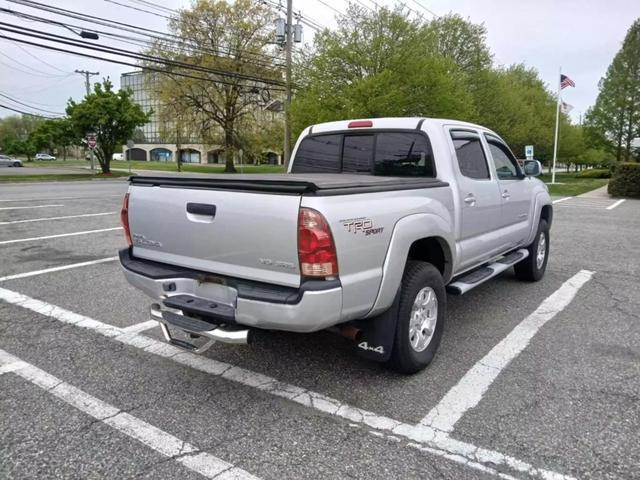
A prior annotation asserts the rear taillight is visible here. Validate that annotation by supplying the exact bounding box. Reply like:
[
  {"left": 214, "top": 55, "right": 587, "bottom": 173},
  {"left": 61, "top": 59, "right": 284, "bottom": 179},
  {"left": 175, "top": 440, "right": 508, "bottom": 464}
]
[
  {"left": 298, "top": 207, "right": 338, "bottom": 278},
  {"left": 120, "top": 193, "right": 132, "bottom": 247}
]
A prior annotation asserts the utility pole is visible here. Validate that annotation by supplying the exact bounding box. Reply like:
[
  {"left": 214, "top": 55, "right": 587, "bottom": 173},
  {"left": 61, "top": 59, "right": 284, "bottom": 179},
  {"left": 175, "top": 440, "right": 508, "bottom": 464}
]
[
  {"left": 75, "top": 69, "right": 99, "bottom": 96},
  {"left": 283, "top": 0, "right": 293, "bottom": 169},
  {"left": 76, "top": 70, "right": 99, "bottom": 173}
]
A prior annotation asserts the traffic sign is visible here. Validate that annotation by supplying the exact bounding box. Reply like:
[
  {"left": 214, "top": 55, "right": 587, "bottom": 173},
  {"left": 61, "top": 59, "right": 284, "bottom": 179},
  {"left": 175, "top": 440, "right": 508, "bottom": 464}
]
[
  {"left": 525, "top": 145, "right": 534, "bottom": 159},
  {"left": 87, "top": 133, "right": 97, "bottom": 150}
]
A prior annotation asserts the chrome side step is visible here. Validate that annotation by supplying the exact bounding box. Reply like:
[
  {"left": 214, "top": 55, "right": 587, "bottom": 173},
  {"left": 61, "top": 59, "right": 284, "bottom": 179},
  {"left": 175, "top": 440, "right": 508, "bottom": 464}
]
[
  {"left": 150, "top": 303, "right": 251, "bottom": 354},
  {"left": 447, "top": 248, "right": 529, "bottom": 295}
]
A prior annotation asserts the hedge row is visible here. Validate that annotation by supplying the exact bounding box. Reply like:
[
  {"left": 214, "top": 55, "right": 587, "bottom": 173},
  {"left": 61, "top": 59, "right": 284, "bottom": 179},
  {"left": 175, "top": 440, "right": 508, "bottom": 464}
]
[
  {"left": 608, "top": 162, "right": 640, "bottom": 198},
  {"left": 576, "top": 168, "right": 611, "bottom": 179}
]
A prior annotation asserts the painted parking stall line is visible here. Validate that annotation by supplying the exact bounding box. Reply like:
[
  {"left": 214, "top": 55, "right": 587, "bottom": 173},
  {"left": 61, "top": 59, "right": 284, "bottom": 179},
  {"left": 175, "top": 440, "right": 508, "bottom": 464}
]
[
  {"left": 419, "top": 269, "right": 594, "bottom": 433},
  {"left": 552, "top": 197, "right": 571, "bottom": 204},
  {"left": 121, "top": 320, "right": 158, "bottom": 333},
  {"left": 0, "top": 194, "right": 122, "bottom": 203},
  {"left": 0, "top": 211, "right": 118, "bottom": 225},
  {"left": 0, "top": 204, "right": 63, "bottom": 211},
  {"left": 0, "top": 257, "right": 119, "bottom": 282},
  {"left": 606, "top": 199, "right": 625, "bottom": 210},
  {"left": 0, "top": 227, "right": 122, "bottom": 245},
  {"left": 0, "top": 285, "right": 577, "bottom": 480},
  {"left": 0, "top": 349, "right": 260, "bottom": 480}
]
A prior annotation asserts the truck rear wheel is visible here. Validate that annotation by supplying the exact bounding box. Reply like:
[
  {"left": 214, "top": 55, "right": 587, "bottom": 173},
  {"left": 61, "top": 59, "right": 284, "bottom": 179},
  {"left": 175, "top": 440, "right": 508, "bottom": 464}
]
[
  {"left": 514, "top": 219, "right": 549, "bottom": 282},
  {"left": 388, "top": 261, "right": 446, "bottom": 374}
]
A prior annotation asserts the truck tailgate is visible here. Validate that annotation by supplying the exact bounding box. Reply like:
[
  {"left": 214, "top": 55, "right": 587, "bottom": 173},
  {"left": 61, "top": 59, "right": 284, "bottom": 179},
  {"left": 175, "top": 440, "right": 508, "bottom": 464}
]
[{"left": 127, "top": 184, "right": 302, "bottom": 288}]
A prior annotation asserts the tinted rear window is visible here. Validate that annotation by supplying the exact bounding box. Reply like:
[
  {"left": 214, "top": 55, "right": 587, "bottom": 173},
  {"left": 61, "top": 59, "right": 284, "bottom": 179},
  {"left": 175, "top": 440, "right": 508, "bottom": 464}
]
[
  {"left": 291, "top": 131, "right": 435, "bottom": 177},
  {"left": 292, "top": 134, "right": 342, "bottom": 173}
]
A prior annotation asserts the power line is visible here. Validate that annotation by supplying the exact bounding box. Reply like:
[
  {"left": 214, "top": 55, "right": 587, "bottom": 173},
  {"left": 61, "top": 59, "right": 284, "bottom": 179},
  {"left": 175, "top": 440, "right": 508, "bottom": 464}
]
[
  {"left": 410, "top": 0, "right": 439, "bottom": 18},
  {"left": 5, "top": 0, "right": 284, "bottom": 65},
  {"left": 128, "top": 0, "right": 175, "bottom": 14},
  {"left": 0, "top": 7, "right": 285, "bottom": 70},
  {"left": 0, "top": 90, "right": 64, "bottom": 107},
  {"left": 313, "top": 0, "right": 344, "bottom": 16},
  {"left": 0, "top": 34, "right": 286, "bottom": 92},
  {"left": 0, "top": 23, "right": 286, "bottom": 87},
  {"left": 0, "top": 102, "right": 60, "bottom": 118},
  {"left": 0, "top": 48, "right": 70, "bottom": 77},
  {"left": 0, "top": 92, "right": 65, "bottom": 115},
  {"left": 9, "top": 39, "right": 71, "bottom": 74},
  {"left": 103, "top": 0, "right": 171, "bottom": 20}
]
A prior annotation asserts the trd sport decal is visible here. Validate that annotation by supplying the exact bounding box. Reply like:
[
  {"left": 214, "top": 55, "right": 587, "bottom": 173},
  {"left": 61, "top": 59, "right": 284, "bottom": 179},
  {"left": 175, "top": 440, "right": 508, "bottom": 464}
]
[{"left": 340, "top": 217, "right": 384, "bottom": 236}]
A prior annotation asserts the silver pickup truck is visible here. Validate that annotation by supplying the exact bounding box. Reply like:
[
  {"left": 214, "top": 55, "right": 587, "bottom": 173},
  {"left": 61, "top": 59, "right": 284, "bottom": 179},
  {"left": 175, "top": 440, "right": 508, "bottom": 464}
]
[{"left": 119, "top": 117, "right": 552, "bottom": 373}]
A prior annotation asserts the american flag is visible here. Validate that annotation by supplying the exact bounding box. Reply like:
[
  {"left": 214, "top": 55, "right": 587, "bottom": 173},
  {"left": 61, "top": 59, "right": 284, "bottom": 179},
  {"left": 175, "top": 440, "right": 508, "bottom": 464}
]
[{"left": 560, "top": 74, "right": 575, "bottom": 89}]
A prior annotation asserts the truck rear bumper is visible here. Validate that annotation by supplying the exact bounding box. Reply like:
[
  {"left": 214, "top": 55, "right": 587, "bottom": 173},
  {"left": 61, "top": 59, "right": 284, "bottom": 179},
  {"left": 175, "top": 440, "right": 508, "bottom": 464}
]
[{"left": 119, "top": 249, "right": 343, "bottom": 333}]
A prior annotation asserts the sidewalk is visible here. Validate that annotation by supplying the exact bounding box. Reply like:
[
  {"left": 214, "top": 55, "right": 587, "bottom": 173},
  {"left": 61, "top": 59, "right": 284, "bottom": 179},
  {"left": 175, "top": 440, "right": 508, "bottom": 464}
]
[{"left": 578, "top": 184, "right": 610, "bottom": 198}]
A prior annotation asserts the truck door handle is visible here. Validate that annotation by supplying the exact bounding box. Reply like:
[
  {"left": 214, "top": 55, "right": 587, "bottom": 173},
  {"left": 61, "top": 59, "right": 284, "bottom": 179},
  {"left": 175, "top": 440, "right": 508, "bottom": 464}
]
[
  {"left": 463, "top": 194, "right": 476, "bottom": 206},
  {"left": 186, "top": 203, "right": 216, "bottom": 216},
  {"left": 501, "top": 190, "right": 510, "bottom": 199}
]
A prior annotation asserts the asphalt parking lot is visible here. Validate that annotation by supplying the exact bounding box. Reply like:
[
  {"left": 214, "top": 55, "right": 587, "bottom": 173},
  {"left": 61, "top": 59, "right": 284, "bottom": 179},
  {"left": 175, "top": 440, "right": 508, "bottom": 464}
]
[{"left": 1, "top": 180, "right": 638, "bottom": 480}]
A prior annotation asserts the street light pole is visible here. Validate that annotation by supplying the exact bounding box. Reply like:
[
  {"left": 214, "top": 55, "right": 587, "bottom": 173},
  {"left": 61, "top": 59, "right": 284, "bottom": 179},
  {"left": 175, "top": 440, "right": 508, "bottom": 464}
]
[{"left": 283, "top": 0, "right": 293, "bottom": 169}]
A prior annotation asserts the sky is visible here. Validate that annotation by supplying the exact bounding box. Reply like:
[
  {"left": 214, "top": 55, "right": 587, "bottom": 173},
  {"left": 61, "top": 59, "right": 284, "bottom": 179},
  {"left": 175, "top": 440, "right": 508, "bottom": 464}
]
[{"left": 0, "top": 0, "right": 638, "bottom": 124}]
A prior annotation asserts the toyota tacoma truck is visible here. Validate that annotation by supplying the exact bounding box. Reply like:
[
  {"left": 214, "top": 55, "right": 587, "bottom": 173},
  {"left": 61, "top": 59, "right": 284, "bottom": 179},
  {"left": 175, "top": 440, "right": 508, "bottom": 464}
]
[{"left": 119, "top": 117, "right": 552, "bottom": 373}]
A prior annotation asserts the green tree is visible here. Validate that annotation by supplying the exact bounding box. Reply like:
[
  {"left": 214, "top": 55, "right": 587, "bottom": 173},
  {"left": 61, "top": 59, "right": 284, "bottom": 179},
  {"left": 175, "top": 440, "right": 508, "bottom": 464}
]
[
  {"left": 291, "top": 5, "right": 474, "bottom": 134},
  {"left": 0, "top": 114, "right": 44, "bottom": 160},
  {"left": 30, "top": 118, "right": 77, "bottom": 160},
  {"left": 66, "top": 79, "right": 150, "bottom": 173},
  {"left": 147, "top": 0, "right": 281, "bottom": 173},
  {"left": 586, "top": 19, "right": 640, "bottom": 162},
  {"left": 421, "top": 14, "right": 492, "bottom": 73}
]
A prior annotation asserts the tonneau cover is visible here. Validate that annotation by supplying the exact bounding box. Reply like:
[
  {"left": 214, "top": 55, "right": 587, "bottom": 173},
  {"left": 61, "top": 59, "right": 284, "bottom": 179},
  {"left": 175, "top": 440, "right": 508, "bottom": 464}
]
[{"left": 129, "top": 173, "right": 448, "bottom": 195}]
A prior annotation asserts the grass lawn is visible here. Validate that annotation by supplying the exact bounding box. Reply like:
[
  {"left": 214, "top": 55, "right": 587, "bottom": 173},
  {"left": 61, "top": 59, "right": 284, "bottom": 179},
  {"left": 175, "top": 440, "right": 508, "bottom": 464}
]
[
  {"left": 110, "top": 160, "right": 286, "bottom": 174},
  {"left": 540, "top": 172, "right": 609, "bottom": 197},
  {"left": 0, "top": 172, "right": 131, "bottom": 182}
]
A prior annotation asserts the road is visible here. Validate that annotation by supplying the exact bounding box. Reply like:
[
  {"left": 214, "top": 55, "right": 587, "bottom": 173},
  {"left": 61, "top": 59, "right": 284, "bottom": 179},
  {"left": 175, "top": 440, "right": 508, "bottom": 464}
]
[{"left": 0, "top": 180, "right": 638, "bottom": 480}]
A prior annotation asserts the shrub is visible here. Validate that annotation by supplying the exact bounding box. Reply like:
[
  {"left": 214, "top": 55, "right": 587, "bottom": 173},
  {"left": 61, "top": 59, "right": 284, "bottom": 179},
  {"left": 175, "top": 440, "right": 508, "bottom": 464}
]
[
  {"left": 576, "top": 168, "right": 611, "bottom": 179},
  {"left": 608, "top": 162, "right": 640, "bottom": 198}
]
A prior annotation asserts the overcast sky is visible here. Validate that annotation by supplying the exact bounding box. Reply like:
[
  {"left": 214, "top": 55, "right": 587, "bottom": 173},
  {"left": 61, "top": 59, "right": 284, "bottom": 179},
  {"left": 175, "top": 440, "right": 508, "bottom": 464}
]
[{"left": 0, "top": 0, "right": 638, "bottom": 124}]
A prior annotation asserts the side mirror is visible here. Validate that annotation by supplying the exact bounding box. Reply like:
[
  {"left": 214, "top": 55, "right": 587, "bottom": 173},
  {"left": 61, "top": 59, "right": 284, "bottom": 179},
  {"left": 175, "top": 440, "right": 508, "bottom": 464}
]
[{"left": 523, "top": 160, "right": 542, "bottom": 177}]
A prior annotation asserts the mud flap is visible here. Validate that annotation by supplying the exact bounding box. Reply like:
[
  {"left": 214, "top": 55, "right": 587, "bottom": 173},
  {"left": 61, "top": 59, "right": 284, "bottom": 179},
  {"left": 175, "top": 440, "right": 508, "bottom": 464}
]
[{"left": 354, "top": 289, "right": 400, "bottom": 363}]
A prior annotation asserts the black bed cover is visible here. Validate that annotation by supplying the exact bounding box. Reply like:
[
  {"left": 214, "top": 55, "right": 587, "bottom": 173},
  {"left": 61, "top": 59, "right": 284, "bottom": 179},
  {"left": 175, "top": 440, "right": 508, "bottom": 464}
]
[{"left": 129, "top": 173, "right": 448, "bottom": 196}]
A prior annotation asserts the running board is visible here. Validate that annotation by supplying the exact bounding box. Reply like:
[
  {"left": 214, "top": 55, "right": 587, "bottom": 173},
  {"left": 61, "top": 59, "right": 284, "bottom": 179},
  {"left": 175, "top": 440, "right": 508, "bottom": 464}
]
[{"left": 447, "top": 249, "right": 529, "bottom": 295}]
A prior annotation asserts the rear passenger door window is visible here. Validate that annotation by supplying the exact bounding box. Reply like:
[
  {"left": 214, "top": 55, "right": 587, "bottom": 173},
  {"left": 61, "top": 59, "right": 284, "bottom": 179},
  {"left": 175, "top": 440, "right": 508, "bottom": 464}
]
[{"left": 450, "top": 130, "right": 490, "bottom": 180}]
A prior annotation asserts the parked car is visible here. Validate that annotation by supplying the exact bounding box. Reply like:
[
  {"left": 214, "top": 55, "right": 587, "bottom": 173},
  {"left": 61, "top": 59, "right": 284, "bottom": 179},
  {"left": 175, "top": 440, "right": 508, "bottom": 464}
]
[
  {"left": 112, "top": 153, "right": 124, "bottom": 161},
  {"left": 0, "top": 155, "right": 23, "bottom": 167},
  {"left": 35, "top": 153, "right": 56, "bottom": 161},
  {"left": 119, "top": 117, "right": 551, "bottom": 373}
]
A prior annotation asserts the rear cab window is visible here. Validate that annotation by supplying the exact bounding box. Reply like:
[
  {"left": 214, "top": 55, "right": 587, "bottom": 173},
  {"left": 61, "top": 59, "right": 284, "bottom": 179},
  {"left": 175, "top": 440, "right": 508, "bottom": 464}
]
[{"left": 292, "top": 131, "right": 436, "bottom": 177}]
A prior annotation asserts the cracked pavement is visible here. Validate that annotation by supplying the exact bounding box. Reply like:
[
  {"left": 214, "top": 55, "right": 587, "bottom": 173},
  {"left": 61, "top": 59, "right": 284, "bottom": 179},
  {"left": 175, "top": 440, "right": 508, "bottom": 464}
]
[{"left": 0, "top": 181, "right": 638, "bottom": 479}]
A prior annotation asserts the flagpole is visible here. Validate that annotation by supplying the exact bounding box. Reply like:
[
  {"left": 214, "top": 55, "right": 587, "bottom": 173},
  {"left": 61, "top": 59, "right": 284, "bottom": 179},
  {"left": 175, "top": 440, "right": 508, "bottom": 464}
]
[{"left": 551, "top": 66, "right": 562, "bottom": 184}]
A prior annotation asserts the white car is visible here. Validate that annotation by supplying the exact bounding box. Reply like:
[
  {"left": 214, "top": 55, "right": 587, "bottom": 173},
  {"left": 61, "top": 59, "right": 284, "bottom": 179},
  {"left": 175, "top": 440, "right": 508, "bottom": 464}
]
[
  {"left": 0, "top": 155, "right": 23, "bottom": 167},
  {"left": 112, "top": 153, "right": 124, "bottom": 161},
  {"left": 35, "top": 153, "right": 56, "bottom": 161}
]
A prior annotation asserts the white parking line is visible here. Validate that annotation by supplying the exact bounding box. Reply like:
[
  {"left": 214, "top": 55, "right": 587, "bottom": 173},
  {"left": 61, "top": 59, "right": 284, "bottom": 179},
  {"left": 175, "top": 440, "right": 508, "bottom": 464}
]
[
  {"left": 0, "top": 349, "right": 259, "bottom": 480},
  {"left": 122, "top": 320, "right": 158, "bottom": 333},
  {"left": 606, "top": 199, "right": 625, "bottom": 210},
  {"left": 0, "top": 204, "right": 63, "bottom": 211},
  {"left": 0, "top": 285, "right": 576, "bottom": 480},
  {"left": 0, "top": 227, "right": 122, "bottom": 245},
  {"left": 419, "top": 270, "right": 594, "bottom": 433},
  {"left": 0, "top": 211, "right": 117, "bottom": 225},
  {"left": 552, "top": 197, "right": 571, "bottom": 204},
  {"left": 0, "top": 194, "right": 122, "bottom": 203},
  {"left": 0, "top": 257, "right": 119, "bottom": 282}
]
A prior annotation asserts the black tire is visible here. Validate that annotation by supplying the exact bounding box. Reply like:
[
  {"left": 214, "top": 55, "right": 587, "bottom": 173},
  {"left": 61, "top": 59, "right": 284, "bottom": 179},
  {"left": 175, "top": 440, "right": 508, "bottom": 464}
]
[
  {"left": 514, "top": 219, "right": 549, "bottom": 282},
  {"left": 387, "top": 261, "right": 446, "bottom": 374},
  {"left": 13, "top": 162, "right": 21, "bottom": 167}
]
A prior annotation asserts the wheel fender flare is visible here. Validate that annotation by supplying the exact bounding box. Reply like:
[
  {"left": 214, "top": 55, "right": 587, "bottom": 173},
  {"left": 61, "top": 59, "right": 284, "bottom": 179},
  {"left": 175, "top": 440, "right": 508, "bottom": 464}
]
[{"left": 366, "top": 213, "right": 454, "bottom": 318}]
